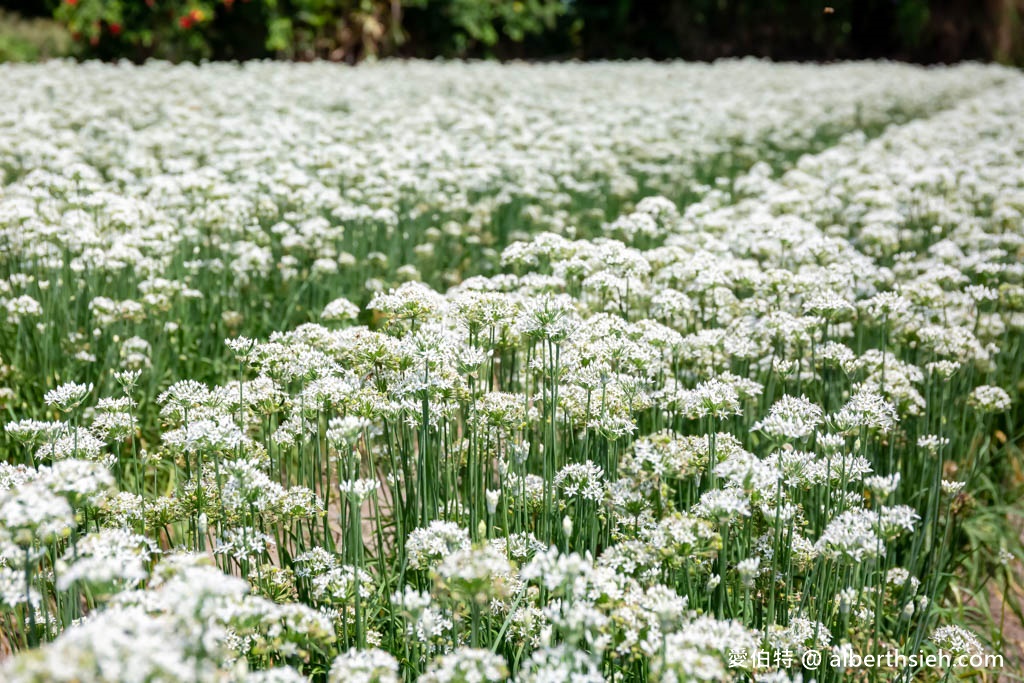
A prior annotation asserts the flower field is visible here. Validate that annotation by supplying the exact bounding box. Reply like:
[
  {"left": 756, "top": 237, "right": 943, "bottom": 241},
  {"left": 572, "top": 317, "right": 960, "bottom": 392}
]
[{"left": 1, "top": 59, "right": 1023, "bottom": 682}]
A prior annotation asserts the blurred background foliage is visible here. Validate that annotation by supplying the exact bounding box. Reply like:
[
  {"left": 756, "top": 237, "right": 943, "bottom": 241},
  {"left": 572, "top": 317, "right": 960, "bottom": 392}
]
[
  {"left": 0, "top": 0, "right": 1022, "bottom": 64},
  {"left": 0, "top": 8, "right": 72, "bottom": 61}
]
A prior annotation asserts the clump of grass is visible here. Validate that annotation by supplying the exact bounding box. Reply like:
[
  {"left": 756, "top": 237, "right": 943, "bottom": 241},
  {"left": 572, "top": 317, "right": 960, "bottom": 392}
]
[{"left": 0, "top": 11, "right": 73, "bottom": 63}]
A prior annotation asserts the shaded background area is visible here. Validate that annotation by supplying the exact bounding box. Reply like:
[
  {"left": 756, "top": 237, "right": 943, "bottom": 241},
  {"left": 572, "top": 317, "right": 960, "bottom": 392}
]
[
  {"left": 1, "top": 0, "right": 1023, "bottom": 64},
  {"left": 561, "top": 0, "right": 1021, "bottom": 64}
]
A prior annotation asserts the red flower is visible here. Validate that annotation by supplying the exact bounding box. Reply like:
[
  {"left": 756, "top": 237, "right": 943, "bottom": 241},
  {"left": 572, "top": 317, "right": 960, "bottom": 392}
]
[
  {"left": 180, "top": 8, "right": 205, "bottom": 29},
  {"left": 109, "top": 23, "right": 122, "bottom": 36},
  {"left": 66, "top": 0, "right": 78, "bottom": 6}
]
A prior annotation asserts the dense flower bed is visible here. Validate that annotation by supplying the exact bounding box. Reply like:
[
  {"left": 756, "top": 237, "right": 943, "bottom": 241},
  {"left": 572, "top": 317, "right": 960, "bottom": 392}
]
[{"left": 0, "top": 60, "right": 1022, "bottom": 682}]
